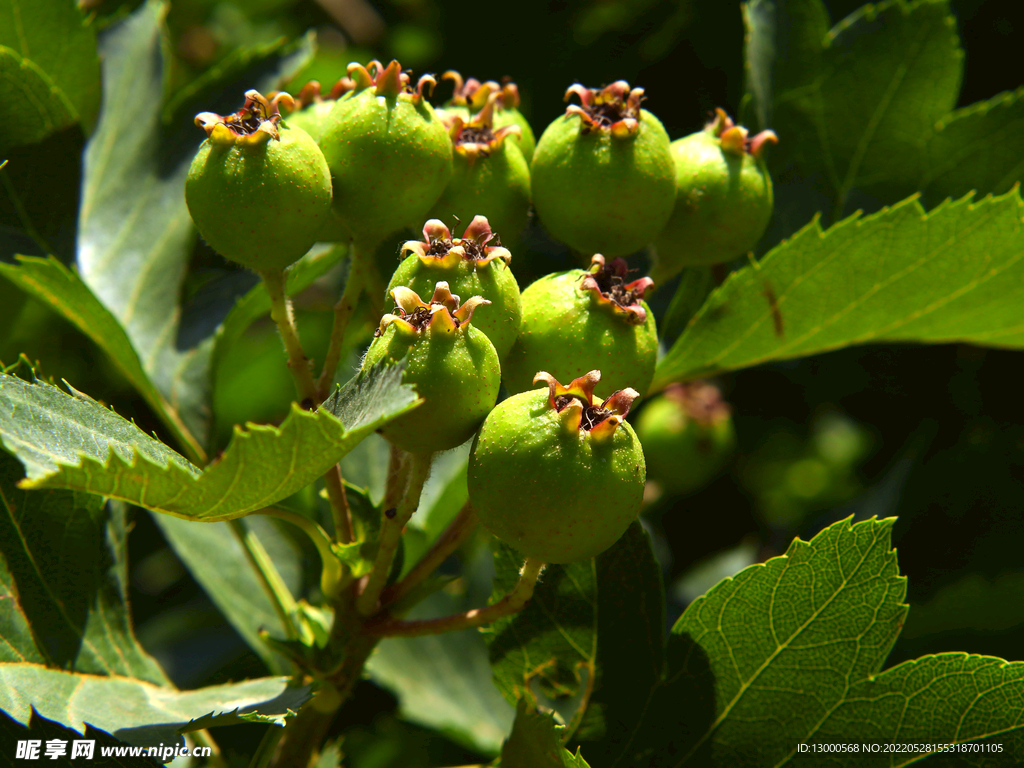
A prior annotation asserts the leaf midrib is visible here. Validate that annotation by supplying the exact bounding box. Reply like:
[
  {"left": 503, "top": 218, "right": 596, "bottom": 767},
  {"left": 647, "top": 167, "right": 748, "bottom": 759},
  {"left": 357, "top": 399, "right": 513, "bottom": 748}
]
[{"left": 676, "top": 528, "right": 887, "bottom": 766}]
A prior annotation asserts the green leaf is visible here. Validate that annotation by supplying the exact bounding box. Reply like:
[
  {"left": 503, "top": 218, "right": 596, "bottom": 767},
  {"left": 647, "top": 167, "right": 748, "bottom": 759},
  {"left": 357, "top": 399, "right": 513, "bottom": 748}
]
[
  {"left": 76, "top": 0, "right": 212, "bottom": 456},
  {"left": 0, "top": 0, "right": 101, "bottom": 152},
  {"left": 625, "top": 517, "right": 1024, "bottom": 766},
  {"left": 484, "top": 543, "right": 597, "bottom": 714},
  {"left": 918, "top": 87, "right": 1024, "bottom": 208},
  {"left": 501, "top": 698, "right": 592, "bottom": 768},
  {"left": 366, "top": 589, "right": 515, "bottom": 755},
  {"left": 0, "top": 361, "right": 419, "bottom": 520},
  {"left": 652, "top": 189, "right": 1024, "bottom": 389},
  {"left": 0, "top": 453, "right": 167, "bottom": 684},
  {"left": 152, "top": 513, "right": 293, "bottom": 673},
  {"left": 340, "top": 432, "right": 391, "bottom": 508},
  {"left": 746, "top": 0, "right": 962, "bottom": 206},
  {"left": 0, "top": 256, "right": 202, "bottom": 461},
  {"left": 570, "top": 523, "right": 664, "bottom": 766},
  {"left": 179, "top": 684, "right": 311, "bottom": 730},
  {"left": 73, "top": 1, "right": 311, "bottom": 460},
  {"left": 0, "top": 664, "right": 306, "bottom": 747},
  {"left": 163, "top": 33, "right": 313, "bottom": 126},
  {"left": 330, "top": 484, "right": 382, "bottom": 578}
]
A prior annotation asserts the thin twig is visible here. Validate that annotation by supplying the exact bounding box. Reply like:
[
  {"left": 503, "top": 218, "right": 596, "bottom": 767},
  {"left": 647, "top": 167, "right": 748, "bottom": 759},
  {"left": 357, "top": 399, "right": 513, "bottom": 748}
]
[
  {"left": 259, "top": 268, "right": 355, "bottom": 547},
  {"left": 323, "top": 464, "right": 354, "bottom": 544},
  {"left": 384, "top": 445, "right": 409, "bottom": 513},
  {"left": 381, "top": 501, "right": 479, "bottom": 608},
  {"left": 356, "top": 451, "right": 433, "bottom": 616},
  {"left": 259, "top": 268, "right": 319, "bottom": 405},
  {"left": 365, "top": 557, "right": 546, "bottom": 637},
  {"left": 317, "top": 250, "right": 366, "bottom": 399},
  {"left": 230, "top": 519, "right": 299, "bottom": 640}
]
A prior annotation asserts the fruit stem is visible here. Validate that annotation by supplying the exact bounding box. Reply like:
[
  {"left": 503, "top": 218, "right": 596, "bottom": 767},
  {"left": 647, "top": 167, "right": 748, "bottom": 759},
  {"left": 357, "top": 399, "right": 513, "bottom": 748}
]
[
  {"left": 323, "top": 464, "right": 355, "bottom": 545},
  {"left": 316, "top": 250, "right": 366, "bottom": 399},
  {"left": 229, "top": 519, "right": 300, "bottom": 641},
  {"left": 384, "top": 445, "right": 410, "bottom": 510},
  {"left": 259, "top": 268, "right": 319, "bottom": 405},
  {"left": 259, "top": 507, "right": 344, "bottom": 598},
  {"left": 380, "top": 501, "right": 479, "bottom": 608},
  {"left": 260, "top": 268, "right": 356, "bottom": 547},
  {"left": 356, "top": 451, "right": 433, "bottom": 615},
  {"left": 365, "top": 557, "right": 546, "bottom": 637}
]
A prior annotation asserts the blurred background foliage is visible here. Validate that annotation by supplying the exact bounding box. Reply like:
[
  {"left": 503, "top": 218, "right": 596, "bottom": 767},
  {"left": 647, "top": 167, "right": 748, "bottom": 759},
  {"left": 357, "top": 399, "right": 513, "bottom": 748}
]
[{"left": 3, "top": 0, "right": 1024, "bottom": 764}]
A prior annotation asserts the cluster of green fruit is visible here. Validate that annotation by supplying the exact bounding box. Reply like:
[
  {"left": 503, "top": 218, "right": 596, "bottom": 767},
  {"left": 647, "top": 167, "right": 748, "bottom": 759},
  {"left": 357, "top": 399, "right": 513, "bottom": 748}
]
[
  {"left": 184, "top": 60, "right": 771, "bottom": 564},
  {"left": 185, "top": 60, "right": 776, "bottom": 281}
]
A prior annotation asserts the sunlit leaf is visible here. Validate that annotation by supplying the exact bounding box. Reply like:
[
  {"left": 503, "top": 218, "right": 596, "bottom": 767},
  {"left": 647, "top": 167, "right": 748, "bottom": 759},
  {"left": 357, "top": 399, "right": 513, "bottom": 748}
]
[
  {"left": 0, "top": 665, "right": 306, "bottom": 748},
  {"left": 0, "top": 361, "right": 418, "bottom": 520},
  {"left": 653, "top": 189, "right": 1024, "bottom": 389},
  {"left": 619, "top": 517, "right": 1024, "bottom": 766}
]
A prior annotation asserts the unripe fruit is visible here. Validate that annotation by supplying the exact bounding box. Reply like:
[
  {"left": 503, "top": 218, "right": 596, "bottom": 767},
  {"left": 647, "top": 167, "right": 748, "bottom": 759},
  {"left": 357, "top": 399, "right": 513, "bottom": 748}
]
[
  {"left": 388, "top": 217, "right": 522, "bottom": 360},
  {"left": 428, "top": 96, "right": 531, "bottom": 254},
  {"left": 186, "top": 90, "right": 333, "bottom": 272},
  {"left": 284, "top": 79, "right": 356, "bottom": 142},
  {"left": 361, "top": 282, "right": 500, "bottom": 453},
  {"left": 531, "top": 81, "right": 675, "bottom": 257},
  {"left": 442, "top": 72, "right": 536, "bottom": 164},
  {"left": 503, "top": 254, "right": 657, "bottom": 398},
  {"left": 636, "top": 381, "right": 735, "bottom": 497},
  {"left": 319, "top": 60, "right": 453, "bottom": 248},
  {"left": 651, "top": 109, "right": 778, "bottom": 283},
  {"left": 469, "top": 370, "right": 646, "bottom": 563},
  {"left": 283, "top": 80, "right": 357, "bottom": 242}
]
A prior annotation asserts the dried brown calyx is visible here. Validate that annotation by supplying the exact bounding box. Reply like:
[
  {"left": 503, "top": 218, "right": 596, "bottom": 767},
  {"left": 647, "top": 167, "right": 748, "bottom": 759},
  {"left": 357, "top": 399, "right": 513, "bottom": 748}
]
[
  {"left": 705, "top": 108, "right": 778, "bottom": 159},
  {"left": 442, "top": 72, "right": 522, "bottom": 112},
  {"left": 579, "top": 254, "right": 654, "bottom": 325},
  {"left": 195, "top": 90, "right": 295, "bottom": 146},
  {"left": 291, "top": 77, "right": 357, "bottom": 109},
  {"left": 401, "top": 216, "right": 511, "bottom": 270},
  {"left": 564, "top": 81, "right": 645, "bottom": 138},
  {"left": 376, "top": 282, "right": 489, "bottom": 337},
  {"left": 444, "top": 94, "right": 521, "bottom": 163},
  {"left": 346, "top": 59, "right": 436, "bottom": 102},
  {"left": 534, "top": 370, "right": 639, "bottom": 441}
]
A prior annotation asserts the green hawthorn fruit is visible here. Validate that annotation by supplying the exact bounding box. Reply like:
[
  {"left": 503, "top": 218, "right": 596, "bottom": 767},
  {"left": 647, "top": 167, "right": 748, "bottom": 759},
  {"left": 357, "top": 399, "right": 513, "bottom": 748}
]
[
  {"left": 428, "top": 96, "right": 531, "bottom": 255},
  {"left": 387, "top": 217, "right": 522, "bottom": 360},
  {"left": 490, "top": 80, "right": 536, "bottom": 165},
  {"left": 468, "top": 370, "right": 645, "bottom": 563},
  {"left": 651, "top": 109, "right": 777, "bottom": 283},
  {"left": 636, "top": 381, "right": 735, "bottom": 497},
  {"left": 442, "top": 72, "right": 536, "bottom": 163},
  {"left": 284, "top": 79, "right": 356, "bottom": 142},
  {"left": 361, "top": 282, "right": 500, "bottom": 453},
  {"left": 531, "top": 81, "right": 675, "bottom": 257},
  {"left": 503, "top": 254, "right": 657, "bottom": 398},
  {"left": 282, "top": 80, "right": 358, "bottom": 242},
  {"left": 186, "top": 90, "right": 332, "bottom": 272},
  {"left": 319, "top": 60, "right": 453, "bottom": 248}
]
